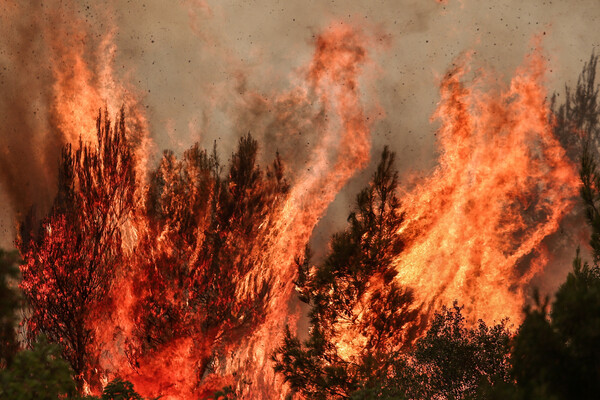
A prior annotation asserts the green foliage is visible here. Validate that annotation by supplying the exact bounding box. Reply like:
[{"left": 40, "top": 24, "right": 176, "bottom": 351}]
[
  {"left": 517, "top": 51, "right": 600, "bottom": 399},
  {"left": 505, "top": 252, "right": 600, "bottom": 400},
  {"left": 70, "top": 378, "right": 151, "bottom": 400},
  {"left": 465, "top": 53, "right": 600, "bottom": 400},
  {"left": 0, "top": 249, "right": 21, "bottom": 368},
  {"left": 274, "top": 148, "right": 513, "bottom": 399},
  {"left": 407, "top": 303, "right": 511, "bottom": 400},
  {"left": 0, "top": 335, "right": 75, "bottom": 399},
  {"left": 100, "top": 378, "right": 144, "bottom": 400}
]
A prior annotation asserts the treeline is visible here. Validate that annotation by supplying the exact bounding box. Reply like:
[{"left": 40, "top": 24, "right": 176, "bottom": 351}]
[{"left": 1, "top": 55, "right": 600, "bottom": 399}]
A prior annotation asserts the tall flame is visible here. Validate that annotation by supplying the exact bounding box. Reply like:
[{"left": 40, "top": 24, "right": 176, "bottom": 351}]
[
  {"left": 86, "top": 23, "right": 375, "bottom": 399},
  {"left": 229, "top": 24, "right": 373, "bottom": 398},
  {"left": 394, "top": 47, "right": 578, "bottom": 325}
]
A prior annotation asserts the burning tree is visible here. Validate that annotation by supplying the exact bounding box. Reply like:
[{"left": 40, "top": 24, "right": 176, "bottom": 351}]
[
  {"left": 17, "top": 105, "right": 290, "bottom": 395},
  {"left": 12, "top": 22, "right": 377, "bottom": 398},
  {"left": 18, "top": 109, "right": 137, "bottom": 388},
  {"left": 10, "top": 25, "right": 596, "bottom": 400},
  {"left": 273, "top": 147, "right": 422, "bottom": 398},
  {"left": 273, "top": 148, "right": 515, "bottom": 400},
  {"left": 121, "top": 133, "right": 290, "bottom": 391},
  {"left": 138, "top": 134, "right": 288, "bottom": 342},
  {"left": 500, "top": 51, "right": 600, "bottom": 400}
]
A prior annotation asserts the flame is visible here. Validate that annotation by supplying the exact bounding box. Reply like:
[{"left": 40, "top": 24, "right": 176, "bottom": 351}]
[
  {"left": 83, "top": 23, "right": 375, "bottom": 399},
  {"left": 393, "top": 46, "right": 578, "bottom": 326},
  {"left": 41, "top": 3, "right": 149, "bottom": 152},
  {"left": 11, "top": 2, "right": 581, "bottom": 398},
  {"left": 225, "top": 24, "right": 373, "bottom": 397}
]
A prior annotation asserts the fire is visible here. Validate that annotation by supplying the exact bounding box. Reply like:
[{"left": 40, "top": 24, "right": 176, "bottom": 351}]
[
  {"left": 393, "top": 47, "right": 578, "bottom": 325},
  {"left": 70, "top": 23, "right": 374, "bottom": 399},
  {"left": 222, "top": 24, "right": 374, "bottom": 397},
  {"left": 8, "top": 2, "right": 581, "bottom": 398}
]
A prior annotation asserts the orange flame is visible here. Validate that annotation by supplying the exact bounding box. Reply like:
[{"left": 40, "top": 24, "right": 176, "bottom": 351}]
[
  {"left": 225, "top": 24, "right": 374, "bottom": 398},
  {"left": 11, "top": 2, "right": 581, "bottom": 397},
  {"left": 87, "top": 23, "right": 375, "bottom": 399},
  {"left": 393, "top": 46, "right": 578, "bottom": 326}
]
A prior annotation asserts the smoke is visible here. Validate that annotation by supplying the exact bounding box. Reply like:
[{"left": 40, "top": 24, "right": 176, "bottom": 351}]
[
  {"left": 0, "top": 1, "right": 137, "bottom": 232},
  {"left": 3, "top": 1, "right": 600, "bottom": 397},
  {"left": 1, "top": 0, "right": 596, "bottom": 235},
  {"left": 0, "top": 1, "right": 63, "bottom": 216}
]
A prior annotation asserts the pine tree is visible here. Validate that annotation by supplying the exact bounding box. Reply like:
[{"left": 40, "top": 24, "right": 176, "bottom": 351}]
[
  {"left": 129, "top": 133, "right": 289, "bottom": 380},
  {"left": 274, "top": 147, "right": 421, "bottom": 399},
  {"left": 477, "top": 51, "right": 600, "bottom": 400}
]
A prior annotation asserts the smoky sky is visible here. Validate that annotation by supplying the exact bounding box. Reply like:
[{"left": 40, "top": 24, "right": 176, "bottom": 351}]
[{"left": 1, "top": 0, "right": 599, "bottom": 280}]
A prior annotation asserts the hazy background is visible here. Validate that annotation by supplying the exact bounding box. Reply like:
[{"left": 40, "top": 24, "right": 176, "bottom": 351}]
[{"left": 1, "top": 0, "right": 599, "bottom": 292}]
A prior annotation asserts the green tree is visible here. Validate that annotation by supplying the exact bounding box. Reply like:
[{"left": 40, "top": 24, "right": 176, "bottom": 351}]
[
  {"left": 481, "top": 52, "right": 600, "bottom": 400},
  {"left": 0, "top": 335, "right": 75, "bottom": 399},
  {"left": 407, "top": 303, "right": 511, "bottom": 400},
  {"left": 99, "top": 378, "right": 144, "bottom": 400},
  {"left": 274, "top": 148, "right": 515, "bottom": 400},
  {"left": 498, "top": 251, "right": 600, "bottom": 400},
  {"left": 75, "top": 378, "right": 151, "bottom": 400}
]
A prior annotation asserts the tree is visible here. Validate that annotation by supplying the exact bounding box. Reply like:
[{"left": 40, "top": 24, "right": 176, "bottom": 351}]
[
  {"left": 274, "top": 147, "right": 421, "bottom": 399},
  {"left": 553, "top": 53, "right": 600, "bottom": 263},
  {"left": 482, "top": 52, "right": 600, "bottom": 400},
  {"left": 494, "top": 251, "right": 599, "bottom": 400},
  {"left": 18, "top": 109, "right": 137, "bottom": 389},
  {"left": 98, "top": 378, "right": 145, "bottom": 400},
  {"left": 551, "top": 53, "right": 600, "bottom": 163},
  {"left": 274, "top": 148, "right": 516, "bottom": 400},
  {"left": 126, "top": 133, "right": 289, "bottom": 388},
  {"left": 407, "top": 303, "right": 511, "bottom": 400},
  {"left": 0, "top": 334, "right": 159, "bottom": 400},
  {"left": 0, "top": 335, "right": 75, "bottom": 400},
  {"left": 0, "top": 249, "right": 21, "bottom": 368}
]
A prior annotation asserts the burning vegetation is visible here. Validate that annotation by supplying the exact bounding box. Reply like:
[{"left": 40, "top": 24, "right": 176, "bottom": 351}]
[{"left": 1, "top": 3, "right": 600, "bottom": 400}]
